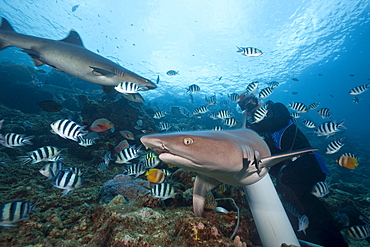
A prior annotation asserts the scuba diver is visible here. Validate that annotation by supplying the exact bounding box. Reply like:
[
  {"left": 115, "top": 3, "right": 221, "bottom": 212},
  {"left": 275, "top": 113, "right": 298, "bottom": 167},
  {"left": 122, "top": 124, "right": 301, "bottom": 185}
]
[{"left": 238, "top": 93, "right": 349, "bottom": 247}]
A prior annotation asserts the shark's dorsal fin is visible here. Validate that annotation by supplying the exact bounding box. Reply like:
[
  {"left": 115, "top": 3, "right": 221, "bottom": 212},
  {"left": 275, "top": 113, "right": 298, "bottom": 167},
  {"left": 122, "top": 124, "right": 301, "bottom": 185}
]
[
  {"left": 0, "top": 18, "right": 15, "bottom": 32},
  {"left": 193, "top": 174, "right": 222, "bottom": 217},
  {"left": 60, "top": 29, "right": 84, "bottom": 47}
]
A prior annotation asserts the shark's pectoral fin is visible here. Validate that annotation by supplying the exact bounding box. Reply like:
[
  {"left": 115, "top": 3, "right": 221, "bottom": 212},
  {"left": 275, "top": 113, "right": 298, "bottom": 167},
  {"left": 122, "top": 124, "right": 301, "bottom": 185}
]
[
  {"left": 261, "top": 148, "right": 317, "bottom": 168},
  {"left": 21, "top": 49, "right": 45, "bottom": 66},
  {"left": 90, "top": 66, "right": 115, "bottom": 77},
  {"left": 193, "top": 174, "right": 222, "bottom": 217}
]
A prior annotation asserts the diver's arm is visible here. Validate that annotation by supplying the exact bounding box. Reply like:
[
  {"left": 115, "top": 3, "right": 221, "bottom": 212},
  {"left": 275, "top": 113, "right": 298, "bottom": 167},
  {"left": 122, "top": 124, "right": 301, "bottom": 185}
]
[{"left": 249, "top": 103, "right": 291, "bottom": 133}]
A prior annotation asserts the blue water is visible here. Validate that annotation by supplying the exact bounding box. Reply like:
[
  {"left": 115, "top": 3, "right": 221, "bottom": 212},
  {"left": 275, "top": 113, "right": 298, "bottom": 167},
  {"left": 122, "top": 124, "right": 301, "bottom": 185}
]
[{"left": 0, "top": 1, "right": 369, "bottom": 159}]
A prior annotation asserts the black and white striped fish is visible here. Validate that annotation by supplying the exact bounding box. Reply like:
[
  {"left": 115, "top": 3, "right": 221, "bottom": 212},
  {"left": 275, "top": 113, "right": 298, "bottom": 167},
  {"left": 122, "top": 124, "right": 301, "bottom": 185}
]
[
  {"left": 302, "top": 120, "right": 316, "bottom": 129},
  {"left": 192, "top": 106, "right": 209, "bottom": 116},
  {"left": 149, "top": 182, "right": 176, "bottom": 200},
  {"left": 246, "top": 81, "right": 259, "bottom": 94},
  {"left": 187, "top": 84, "right": 200, "bottom": 93},
  {"left": 19, "top": 146, "right": 61, "bottom": 165},
  {"left": 315, "top": 120, "right": 345, "bottom": 137},
  {"left": 53, "top": 170, "right": 84, "bottom": 197},
  {"left": 341, "top": 153, "right": 359, "bottom": 160},
  {"left": 115, "top": 146, "right": 141, "bottom": 164},
  {"left": 290, "top": 112, "right": 301, "bottom": 119},
  {"left": 212, "top": 126, "right": 223, "bottom": 131},
  {"left": 326, "top": 137, "right": 345, "bottom": 154},
  {"left": 0, "top": 133, "right": 34, "bottom": 148},
  {"left": 228, "top": 93, "right": 240, "bottom": 102},
  {"left": 145, "top": 152, "right": 157, "bottom": 160},
  {"left": 348, "top": 83, "right": 370, "bottom": 95},
  {"left": 158, "top": 122, "right": 172, "bottom": 131},
  {"left": 205, "top": 95, "right": 217, "bottom": 105},
  {"left": 259, "top": 87, "right": 273, "bottom": 99},
  {"left": 63, "top": 167, "right": 83, "bottom": 176},
  {"left": 0, "top": 200, "right": 36, "bottom": 227},
  {"left": 311, "top": 181, "right": 330, "bottom": 197},
  {"left": 50, "top": 119, "right": 87, "bottom": 142},
  {"left": 153, "top": 111, "right": 166, "bottom": 119},
  {"left": 267, "top": 81, "right": 279, "bottom": 89},
  {"left": 236, "top": 46, "right": 263, "bottom": 57},
  {"left": 39, "top": 160, "right": 64, "bottom": 181},
  {"left": 78, "top": 137, "right": 95, "bottom": 147},
  {"left": 317, "top": 108, "right": 332, "bottom": 119},
  {"left": 252, "top": 106, "right": 268, "bottom": 123},
  {"left": 144, "top": 156, "right": 161, "bottom": 169},
  {"left": 346, "top": 225, "right": 370, "bottom": 240},
  {"left": 216, "top": 110, "right": 231, "bottom": 119},
  {"left": 223, "top": 118, "right": 237, "bottom": 127},
  {"left": 114, "top": 81, "right": 141, "bottom": 94},
  {"left": 308, "top": 102, "right": 320, "bottom": 110},
  {"left": 124, "top": 163, "right": 146, "bottom": 178},
  {"left": 288, "top": 102, "right": 308, "bottom": 113},
  {"left": 298, "top": 214, "right": 309, "bottom": 235}
]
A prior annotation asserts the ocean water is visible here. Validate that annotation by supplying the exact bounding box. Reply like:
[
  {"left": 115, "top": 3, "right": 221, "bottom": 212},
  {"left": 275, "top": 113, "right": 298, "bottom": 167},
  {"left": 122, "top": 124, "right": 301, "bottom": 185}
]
[{"left": 0, "top": 0, "right": 370, "bottom": 246}]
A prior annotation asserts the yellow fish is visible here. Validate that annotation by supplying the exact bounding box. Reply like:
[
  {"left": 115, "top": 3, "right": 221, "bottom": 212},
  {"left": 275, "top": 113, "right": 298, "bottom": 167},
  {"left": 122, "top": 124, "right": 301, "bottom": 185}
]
[
  {"left": 145, "top": 169, "right": 165, "bottom": 183},
  {"left": 336, "top": 156, "right": 359, "bottom": 170}
]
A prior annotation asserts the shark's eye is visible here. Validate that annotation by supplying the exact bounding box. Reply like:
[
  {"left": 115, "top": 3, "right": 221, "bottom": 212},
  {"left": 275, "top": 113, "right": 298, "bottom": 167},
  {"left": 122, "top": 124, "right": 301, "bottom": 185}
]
[{"left": 183, "top": 137, "right": 194, "bottom": 146}]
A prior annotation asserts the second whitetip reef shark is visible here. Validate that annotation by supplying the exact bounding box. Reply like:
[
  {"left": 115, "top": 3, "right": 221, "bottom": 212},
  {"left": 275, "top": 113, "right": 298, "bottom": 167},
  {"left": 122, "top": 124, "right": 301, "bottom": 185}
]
[
  {"left": 0, "top": 17, "right": 156, "bottom": 90},
  {"left": 140, "top": 128, "right": 316, "bottom": 217}
]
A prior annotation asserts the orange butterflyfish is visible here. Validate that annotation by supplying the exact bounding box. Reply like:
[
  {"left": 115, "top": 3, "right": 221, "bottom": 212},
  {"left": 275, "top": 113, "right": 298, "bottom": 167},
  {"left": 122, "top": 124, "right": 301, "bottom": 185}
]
[
  {"left": 90, "top": 118, "right": 114, "bottom": 132},
  {"left": 119, "top": 130, "right": 135, "bottom": 140},
  {"left": 336, "top": 155, "right": 359, "bottom": 170},
  {"left": 145, "top": 169, "right": 165, "bottom": 183},
  {"left": 114, "top": 140, "right": 130, "bottom": 153}
]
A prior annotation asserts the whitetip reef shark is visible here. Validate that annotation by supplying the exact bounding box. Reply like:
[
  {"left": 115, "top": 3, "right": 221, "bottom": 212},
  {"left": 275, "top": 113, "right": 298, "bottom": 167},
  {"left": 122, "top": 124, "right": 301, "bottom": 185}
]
[
  {"left": 0, "top": 17, "right": 156, "bottom": 90},
  {"left": 140, "top": 129, "right": 316, "bottom": 217}
]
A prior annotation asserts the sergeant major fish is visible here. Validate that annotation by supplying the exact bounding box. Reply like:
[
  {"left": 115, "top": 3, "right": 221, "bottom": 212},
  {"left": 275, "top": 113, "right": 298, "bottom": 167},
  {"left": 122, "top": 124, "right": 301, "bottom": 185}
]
[
  {"left": 0, "top": 17, "right": 156, "bottom": 91},
  {"left": 115, "top": 146, "right": 141, "bottom": 164},
  {"left": 259, "top": 87, "right": 273, "bottom": 99},
  {"left": 149, "top": 182, "right": 176, "bottom": 200},
  {"left": 315, "top": 120, "right": 345, "bottom": 137},
  {"left": 0, "top": 200, "right": 36, "bottom": 228},
  {"left": 53, "top": 169, "right": 84, "bottom": 197},
  {"left": 246, "top": 81, "right": 259, "bottom": 94},
  {"left": 39, "top": 160, "right": 64, "bottom": 181},
  {"left": 288, "top": 102, "right": 308, "bottom": 113},
  {"left": 348, "top": 83, "right": 370, "bottom": 95},
  {"left": 50, "top": 119, "right": 88, "bottom": 142},
  {"left": 19, "top": 146, "right": 61, "bottom": 165},
  {"left": 236, "top": 46, "right": 263, "bottom": 57},
  {"left": 124, "top": 163, "right": 146, "bottom": 178},
  {"left": 326, "top": 137, "right": 345, "bottom": 154},
  {"left": 311, "top": 181, "right": 330, "bottom": 197},
  {"left": 0, "top": 133, "right": 34, "bottom": 148}
]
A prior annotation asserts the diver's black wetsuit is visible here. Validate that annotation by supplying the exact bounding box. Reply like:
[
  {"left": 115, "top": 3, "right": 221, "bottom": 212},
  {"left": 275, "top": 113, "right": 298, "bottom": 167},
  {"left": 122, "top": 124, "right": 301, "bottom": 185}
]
[{"left": 248, "top": 102, "right": 348, "bottom": 247}]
